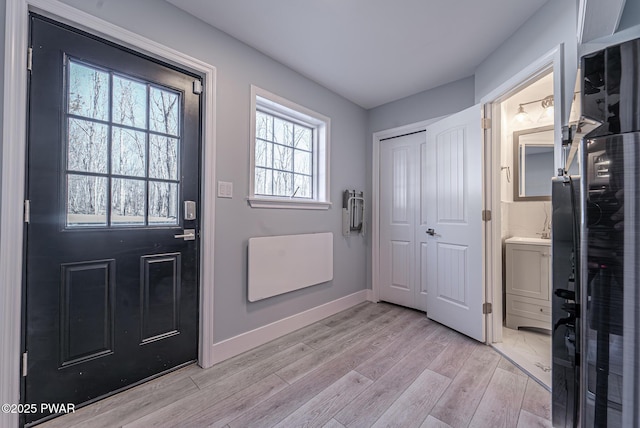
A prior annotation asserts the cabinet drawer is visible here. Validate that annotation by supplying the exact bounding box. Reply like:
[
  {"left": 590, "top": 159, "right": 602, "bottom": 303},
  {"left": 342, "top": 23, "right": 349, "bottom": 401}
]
[{"left": 506, "top": 294, "right": 551, "bottom": 322}]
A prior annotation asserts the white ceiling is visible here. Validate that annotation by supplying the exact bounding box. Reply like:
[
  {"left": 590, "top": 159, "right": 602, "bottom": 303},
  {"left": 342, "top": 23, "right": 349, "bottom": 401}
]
[{"left": 166, "top": 0, "right": 550, "bottom": 109}]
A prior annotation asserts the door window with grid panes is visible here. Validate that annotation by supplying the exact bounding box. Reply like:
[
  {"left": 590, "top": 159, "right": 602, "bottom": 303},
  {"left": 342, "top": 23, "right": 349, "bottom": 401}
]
[{"left": 66, "top": 59, "right": 181, "bottom": 228}]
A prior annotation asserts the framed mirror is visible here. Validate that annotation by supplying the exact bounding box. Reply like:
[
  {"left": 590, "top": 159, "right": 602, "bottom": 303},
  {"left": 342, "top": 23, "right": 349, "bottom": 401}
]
[{"left": 513, "top": 126, "right": 554, "bottom": 201}]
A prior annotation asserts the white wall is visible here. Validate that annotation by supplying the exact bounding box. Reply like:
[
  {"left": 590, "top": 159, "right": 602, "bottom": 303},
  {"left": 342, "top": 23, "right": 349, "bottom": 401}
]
[
  {"left": 502, "top": 200, "right": 551, "bottom": 238},
  {"left": 5, "top": 0, "right": 369, "bottom": 343}
]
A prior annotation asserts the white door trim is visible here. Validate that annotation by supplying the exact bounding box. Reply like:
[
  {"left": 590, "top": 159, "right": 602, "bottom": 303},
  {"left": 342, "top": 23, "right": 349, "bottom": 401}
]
[
  {"left": 371, "top": 117, "right": 444, "bottom": 304},
  {"left": 479, "top": 44, "right": 563, "bottom": 345},
  {"left": 1, "top": 1, "right": 217, "bottom": 424}
]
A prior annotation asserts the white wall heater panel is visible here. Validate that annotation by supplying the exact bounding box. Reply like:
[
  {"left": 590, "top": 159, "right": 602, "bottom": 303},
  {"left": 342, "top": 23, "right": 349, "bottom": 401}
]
[{"left": 248, "top": 232, "right": 333, "bottom": 302}]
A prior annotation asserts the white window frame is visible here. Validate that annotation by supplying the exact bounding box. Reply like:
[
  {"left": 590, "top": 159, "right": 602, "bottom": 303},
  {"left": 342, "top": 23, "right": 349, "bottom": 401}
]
[{"left": 248, "top": 85, "right": 331, "bottom": 210}]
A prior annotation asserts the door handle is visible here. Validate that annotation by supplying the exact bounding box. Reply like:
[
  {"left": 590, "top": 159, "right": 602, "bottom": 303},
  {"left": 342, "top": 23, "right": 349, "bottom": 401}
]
[
  {"left": 426, "top": 228, "right": 436, "bottom": 236},
  {"left": 174, "top": 229, "right": 196, "bottom": 241}
]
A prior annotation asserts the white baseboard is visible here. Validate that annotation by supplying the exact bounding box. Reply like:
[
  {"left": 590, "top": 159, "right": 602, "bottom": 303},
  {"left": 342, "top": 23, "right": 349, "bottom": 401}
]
[
  {"left": 209, "top": 290, "right": 369, "bottom": 365},
  {"left": 366, "top": 289, "right": 376, "bottom": 302}
]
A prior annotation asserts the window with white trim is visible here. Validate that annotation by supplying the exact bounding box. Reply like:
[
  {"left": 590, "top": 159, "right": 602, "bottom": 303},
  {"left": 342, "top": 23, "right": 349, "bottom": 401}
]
[{"left": 249, "top": 85, "right": 330, "bottom": 209}]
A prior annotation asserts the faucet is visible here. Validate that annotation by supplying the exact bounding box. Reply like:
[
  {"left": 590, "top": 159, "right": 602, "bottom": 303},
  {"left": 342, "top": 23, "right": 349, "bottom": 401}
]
[
  {"left": 537, "top": 230, "right": 551, "bottom": 239},
  {"left": 537, "top": 206, "right": 551, "bottom": 239}
]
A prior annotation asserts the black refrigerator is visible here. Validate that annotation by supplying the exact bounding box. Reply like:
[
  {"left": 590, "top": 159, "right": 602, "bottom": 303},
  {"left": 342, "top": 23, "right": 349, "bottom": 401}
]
[{"left": 552, "top": 38, "right": 640, "bottom": 427}]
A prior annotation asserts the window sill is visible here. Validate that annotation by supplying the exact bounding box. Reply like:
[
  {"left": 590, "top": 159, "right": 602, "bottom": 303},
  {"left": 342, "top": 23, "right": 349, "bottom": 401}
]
[{"left": 247, "top": 197, "right": 332, "bottom": 210}]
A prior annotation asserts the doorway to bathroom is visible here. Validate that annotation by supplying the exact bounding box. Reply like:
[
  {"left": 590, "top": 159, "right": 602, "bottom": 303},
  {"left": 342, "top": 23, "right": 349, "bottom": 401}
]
[
  {"left": 484, "top": 55, "right": 564, "bottom": 390},
  {"left": 494, "top": 68, "right": 554, "bottom": 388}
]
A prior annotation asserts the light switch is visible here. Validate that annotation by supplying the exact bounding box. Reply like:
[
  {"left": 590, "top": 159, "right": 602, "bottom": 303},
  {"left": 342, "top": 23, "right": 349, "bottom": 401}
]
[{"left": 217, "top": 181, "right": 233, "bottom": 198}]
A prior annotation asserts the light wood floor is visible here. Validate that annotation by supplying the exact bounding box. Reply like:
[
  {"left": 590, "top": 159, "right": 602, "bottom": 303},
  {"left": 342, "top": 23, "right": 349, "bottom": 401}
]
[{"left": 39, "top": 302, "right": 552, "bottom": 428}]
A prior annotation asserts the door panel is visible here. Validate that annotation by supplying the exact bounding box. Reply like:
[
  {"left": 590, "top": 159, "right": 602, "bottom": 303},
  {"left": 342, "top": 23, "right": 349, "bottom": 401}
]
[
  {"left": 60, "top": 259, "right": 116, "bottom": 366},
  {"left": 391, "top": 241, "right": 411, "bottom": 291},
  {"left": 436, "top": 243, "right": 468, "bottom": 307},
  {"left": 425, "top": 104, "right": 484, "bottom": 341},
  {"left": 140, "top": 253, "right": 181, "bottom": 342},
  {"left": 419, "top": 242, "right": 429, "bottom": 308},
  {"left": 379, "top": 132, "right": 425, "bottom": 310},
  {"left": 391, "top": 147, "right": 410, "bottom": 224},
  {"left": 436, "top": 127, "right": 467, "bottom": 223},
  {"left": 24, "top": 15, "right": 201, "bottom": 424}
]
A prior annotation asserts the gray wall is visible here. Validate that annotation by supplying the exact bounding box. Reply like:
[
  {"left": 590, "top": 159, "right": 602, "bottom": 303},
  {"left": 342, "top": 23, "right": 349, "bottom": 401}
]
[
  {"left": 475, "top": 0, "right": 579, "bottom": 124},
  {"left": 0, "top": 0, "right": 5, "bottom": 211},
  {"left": 28, "top": 0, "right": 370, "bottom": 343},
  {"left": 618, "top": 0, "right": 640, "bottom": 32},
  {"left": 368, "top": 76, "right": 475, "bottom": 134},
  {"left": 4, "top": 0, "right": 640, "bottom": 345}
]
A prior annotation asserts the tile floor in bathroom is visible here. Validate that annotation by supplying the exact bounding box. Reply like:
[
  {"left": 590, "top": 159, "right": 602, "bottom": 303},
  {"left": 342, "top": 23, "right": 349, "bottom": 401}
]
[{"left": 492, "top": 326, "right": 552, "bottom": 390}]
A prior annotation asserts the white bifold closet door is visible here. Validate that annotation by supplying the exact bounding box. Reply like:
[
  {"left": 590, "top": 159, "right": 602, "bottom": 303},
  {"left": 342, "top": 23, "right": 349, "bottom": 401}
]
[
  {"left": 379, "top": 130, "right": 428, "bottom": 311},
  {"left": 379, "top": 104, "right": 484, "bottom": 342}
]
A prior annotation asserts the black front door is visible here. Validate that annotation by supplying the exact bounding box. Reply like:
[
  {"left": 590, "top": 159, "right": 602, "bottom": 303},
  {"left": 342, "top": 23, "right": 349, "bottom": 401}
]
[{"left": 24, "top": 15, "right": 201, "bottom": 425}]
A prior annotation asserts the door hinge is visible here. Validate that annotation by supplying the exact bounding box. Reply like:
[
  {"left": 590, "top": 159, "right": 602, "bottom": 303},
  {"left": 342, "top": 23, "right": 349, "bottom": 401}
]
[
  {"left": 193, "top": 79, "right": 203, "bottom": 95},
  {"left": 22, "top": 352, "right": 27, "bottom": 377},
  {"left": 27, "top": 47, "right": 33, "bottom": 72},
  {"left": 24, "top": 200, "right": 30, "bottom": 223},
  {"left": 482, "top": 209, "right": 491, "bottom": 222},
  {"left": 481, "top": 117, "right": 491, "bottom": 129},
  {"left": 482, "top": 302, "right": 492, "bottom": 314}
]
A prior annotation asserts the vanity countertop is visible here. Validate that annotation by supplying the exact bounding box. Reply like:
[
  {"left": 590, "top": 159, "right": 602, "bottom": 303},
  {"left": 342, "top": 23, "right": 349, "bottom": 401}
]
[{"left": 505, "top": 236, "right": 551, "bottom": 245}]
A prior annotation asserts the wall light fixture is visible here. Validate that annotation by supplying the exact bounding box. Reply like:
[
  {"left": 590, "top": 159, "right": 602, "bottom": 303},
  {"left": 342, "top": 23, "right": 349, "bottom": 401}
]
[{"left": 514, "top": 94, "right": 554, "bottom": 123}]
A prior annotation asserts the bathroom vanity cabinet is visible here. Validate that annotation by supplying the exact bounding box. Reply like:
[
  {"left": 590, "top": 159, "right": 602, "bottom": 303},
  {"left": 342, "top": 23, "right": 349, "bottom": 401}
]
[{"left": 505, "top": 237, "right": 551, "bottom": 330}]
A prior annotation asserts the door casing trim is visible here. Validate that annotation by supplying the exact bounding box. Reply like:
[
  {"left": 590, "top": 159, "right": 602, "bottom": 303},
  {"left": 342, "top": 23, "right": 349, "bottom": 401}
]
[
  {"left": 1, "top": 1, "right": 217, "bottom": 424},
  {"left": 479, "top": 44, "right": 563, "bottom": 345}
]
